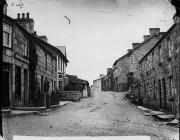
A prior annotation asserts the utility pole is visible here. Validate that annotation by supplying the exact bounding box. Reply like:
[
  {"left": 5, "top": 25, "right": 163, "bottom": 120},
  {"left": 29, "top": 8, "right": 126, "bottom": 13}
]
[{"left": 0, "top": 0, "right": 7, "bottom": 137}]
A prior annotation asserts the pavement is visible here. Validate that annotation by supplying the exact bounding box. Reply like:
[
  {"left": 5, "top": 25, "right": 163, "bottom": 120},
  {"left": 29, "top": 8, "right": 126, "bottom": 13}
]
[
  {"left": 2, "top": 91, "right": 179, "bottom": 140},
  {"left": 137, "top": 106, "right": 178, "bottom": 124},
  {"left": 2, "top": 101, "right": 71, "bottom": 117}
]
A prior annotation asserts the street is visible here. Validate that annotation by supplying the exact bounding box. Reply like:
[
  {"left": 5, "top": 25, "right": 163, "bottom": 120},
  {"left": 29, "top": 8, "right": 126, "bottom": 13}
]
[{"left": 3, "top": 91, "right": 179, "bottom": 140}]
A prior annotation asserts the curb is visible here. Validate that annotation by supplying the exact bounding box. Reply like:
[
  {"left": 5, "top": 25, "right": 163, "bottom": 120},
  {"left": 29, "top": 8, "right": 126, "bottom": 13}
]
[{"left": 2, "top": 102, "right": 71, "bottom": 117}]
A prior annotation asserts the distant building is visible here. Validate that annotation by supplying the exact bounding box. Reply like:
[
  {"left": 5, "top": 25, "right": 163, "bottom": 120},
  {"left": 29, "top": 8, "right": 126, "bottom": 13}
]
[
  {"left": 139, "top": 16, "right": 180, "bottom": 118},
  {"left": 112, "top": 52, "right": 130, "bottom": 92},
  {"left": 93, "top": 74, "right": 105, "bottom": 91},
  {"left": 56, "top": 46, "right": 68, "bottom": 91},
  {"left": 101, "top": 68, "right": 113, "bottom": 91}
]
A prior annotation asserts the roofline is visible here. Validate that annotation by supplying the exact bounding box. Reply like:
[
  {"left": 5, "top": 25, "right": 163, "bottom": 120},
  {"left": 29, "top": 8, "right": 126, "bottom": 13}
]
[
  {"left": 93, "top": 75, "right": 106, "bottom": 81},
  {"left": 32, "top": 35, "right": 69, "bottom": 62},
  {"left": 139, "top": 23, "right": 177, "bottom": 63},
  {"left": 113, "top": 52, "right": 129, "bottom": 66},
  {"left": 3, "top": 14, "right": 69, "bottom": 63},
  {"left": 132, "top": 32, "right": 165, "bottom": 52}
]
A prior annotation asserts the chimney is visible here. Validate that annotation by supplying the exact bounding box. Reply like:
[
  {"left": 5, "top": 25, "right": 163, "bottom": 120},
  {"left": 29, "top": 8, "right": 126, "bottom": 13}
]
[
  {"left": 132, "top": 43, "right": 140, "bottom": 49},
  {"left": 143, "top": 35, "right": 151, "bottom": 41},
  {"left": 3, "top": 3, "right": 8, "bottom": 15},
  {"left": 149, "top": 28, "right": 160, "bottom": 36},
  {"left": 100, "top": 74, "right": 105, "bottom": 77},
  {"left": 17, "top": 13, "right": 20, "bottom": 19},
  {"left": 107, "top": 68, "right": 112, "bottom": 74},
  {"left": 39, "top": 36, "right": 48, "bottom": 42},
  {"left": 173, "top": 13, "right": 180, "bottom": 23},
  {"left": 22, "top": 13, "right": 25, "bottom": 19},
  {"left": 15, "top": 12, "right": 34, "bottom": 34},
  {"left": 26, "top": 12, "right": 30, "bottom": 19},
  {"left": 127, "top": 49, "right": 132, "bottom": 53}
]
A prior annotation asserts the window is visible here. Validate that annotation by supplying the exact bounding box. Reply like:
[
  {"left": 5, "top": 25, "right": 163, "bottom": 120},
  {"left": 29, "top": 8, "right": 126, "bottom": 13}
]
[
  {"left": 167, "top": 37, "right": 173, "bottom": 58},
  {"left": 3, "top": 23, "right": 12, "bottom": 48},
  {"left": 59, "top": 74, "right": 63, "bottom": 79},
  {"left": 58, "top": 56, "right": 61, "bottom": 70},
  {"left": 152, "top": 51, "right": 154, "bottom": 69}
]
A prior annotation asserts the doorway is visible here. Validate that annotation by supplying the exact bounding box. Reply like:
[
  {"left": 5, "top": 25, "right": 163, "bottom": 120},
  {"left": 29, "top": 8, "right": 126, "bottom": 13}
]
[
  {"left": 162, "top": 78, "right": 167, "bottom": 109},
  {"left": 2, "top": 71, "right": 10, "bottom": 108},
  {"left": 15, "top": 66, "right": 21, "bottom": 106},
  {"left": 158, "top": 79, "right": 162, "bottom": 108}
]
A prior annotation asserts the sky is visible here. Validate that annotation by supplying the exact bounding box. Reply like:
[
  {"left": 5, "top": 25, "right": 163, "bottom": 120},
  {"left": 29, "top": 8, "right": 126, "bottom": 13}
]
[{"left": 7, "top": 0, "right": 175, "bottom": 85}]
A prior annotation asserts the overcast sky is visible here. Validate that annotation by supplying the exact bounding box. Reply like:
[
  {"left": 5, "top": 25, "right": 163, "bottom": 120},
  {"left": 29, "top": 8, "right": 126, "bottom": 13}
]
[{"left": 7, "top": 0, "right": 175, "bottom": 84}]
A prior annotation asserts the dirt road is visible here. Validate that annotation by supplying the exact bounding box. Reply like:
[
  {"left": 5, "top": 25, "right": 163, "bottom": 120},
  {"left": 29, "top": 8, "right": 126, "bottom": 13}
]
[{"left": 2, "top": 91, "right": 179, "bottom": 140}]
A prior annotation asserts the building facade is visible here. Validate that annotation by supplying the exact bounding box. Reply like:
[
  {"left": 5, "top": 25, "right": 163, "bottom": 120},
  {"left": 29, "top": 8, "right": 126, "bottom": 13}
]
[
  {"left": 101, "top": 68, "right": 113, "bottom": 91},
  {"left": 56, "top": 46, "right": 68, "bottom": 91},
  {"left": 14, "top": 13, "right": 68, "bottom": 107},
  {"left": 112, "top": 52, "right": 130, "bottom": 92},
  {"left": 93, "top": 74, "right": 105, "bottom": 91},
  {"left": 127, "top": 28, "right": 165, "bottom": 100},
  {"left": 139, "top": 18, "right": 180, "bottom": 118},
  {"left": 2, "top": 14, "right": 30, "bottom": 109}
]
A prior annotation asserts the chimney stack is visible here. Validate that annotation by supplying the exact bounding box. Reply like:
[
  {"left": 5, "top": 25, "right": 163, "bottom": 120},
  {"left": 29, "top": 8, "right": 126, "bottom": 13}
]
[
  {"left": 107, "top": 68, "right": 112, "bottom": 74},
  {"left": 17, "top": 13, "right": 20, "bottom": 19},
  {"left": 26, "top": 12, "right": 29, "bottom": 19},
  {"left": 15, "top": 12, "right": 34, "bottom": 34},
  {"left": 39, "top": 35, "right": 48, "bottom": 42},
  {"left": 3, "top": 3, "right": 8, "bottom": 15},
  {"left": 173, "top": 13, "right": 180, "bottom": 23},
  {"left": 143, "top": 35, "right": 151, "bottom": 41},
  {"left": 22, "top": 13, "right": 25, "bottom": 19},
  {"left": 132, "top": 43, "right": 140, "bottom": 49},
  {"left": 149, "top": 28, "right": 160, "bottom": 36},
  {"left": 127, "top": 49, "right": 132, "bottom": 53}
]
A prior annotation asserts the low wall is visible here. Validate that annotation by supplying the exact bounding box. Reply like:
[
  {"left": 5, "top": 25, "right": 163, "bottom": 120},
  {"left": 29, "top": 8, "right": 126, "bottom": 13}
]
[{"left": 57, "top": 91, "right": 82, "bottom": 102}]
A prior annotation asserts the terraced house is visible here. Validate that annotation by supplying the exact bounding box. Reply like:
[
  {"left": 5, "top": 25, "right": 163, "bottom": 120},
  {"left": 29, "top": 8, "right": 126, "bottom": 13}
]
[
  {"left": 101, "top": 68, "right": 113, "bottom": 91},
  {"left": 15, "top": 13, "right": 68, "bottom": 108},
  {"left": 139, "top": 14, "right": 180, "bottom": 118},
  {"left": 112, "top": 51, "right": 131, "bottom": 92},
  {"left": 2, "top": 8, "right": 69, "bottom": 109},
  {"left": 127, "top": 28, "right": 165, "bottom": 102},
  {"left": 2, "top": 11, "right": 30, "bottom": 109}
]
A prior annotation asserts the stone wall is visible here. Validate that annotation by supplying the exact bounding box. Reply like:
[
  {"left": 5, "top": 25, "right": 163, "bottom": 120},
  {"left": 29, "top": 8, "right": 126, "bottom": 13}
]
[
  {"left": 58, "top": 91, "right": 82, "bottom": 102},
  {"left": 113, "top": 53, "right": 130, "bottom": 92},
  {"left": 140, "top": 23, "right": 179, "bottom": 117},
  {"left": 129, "top": 34, "right": 164, "bottom": 82}
]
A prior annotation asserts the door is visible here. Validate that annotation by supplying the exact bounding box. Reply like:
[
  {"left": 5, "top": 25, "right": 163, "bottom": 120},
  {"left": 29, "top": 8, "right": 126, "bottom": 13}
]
[
  {"left": 162, "top": 78, "right": 167, "bottom": 109},
  {"left": 2, "top": 71, "right": 9, "bottom": 108},
  {"left": 15, "top": 66, "right": 21, "bottom": 106},
  {"left": 24, "top": 69, "right": 28, "bottom": 106},
  {"left": 158, "top": 80, "right": 162, "bottom": 108}
]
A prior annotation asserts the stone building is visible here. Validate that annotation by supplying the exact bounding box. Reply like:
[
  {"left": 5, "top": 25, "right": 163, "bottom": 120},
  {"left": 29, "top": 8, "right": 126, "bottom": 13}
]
[
  {"left": 14, "top": 13, "right": 69, "bottom": 107},
  {"left": 93, "top": 74, "right": 105, "bottom": 91},
  {"left": 112, "top": 52, "right": 130, "bottom": 92},
  {"left": 101, "top": 68, "right": 113, "bottom": 91},
  {"left": 2, "top": 14, "right": 30, "bottom": 108},
  {"left": 56, "top": 46, "right": 68, "bottom": 91},
  {"left": 127, "top": 28, "right": 165, "bottom": 100},
  {"left": 139, "top": 16, "right": 180, "bottom": 118}
]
